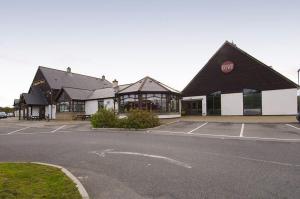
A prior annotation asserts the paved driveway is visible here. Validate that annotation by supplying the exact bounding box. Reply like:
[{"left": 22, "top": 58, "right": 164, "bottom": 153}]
[{"left": 0, "top": 120, "right": 300, "bottom": 199}]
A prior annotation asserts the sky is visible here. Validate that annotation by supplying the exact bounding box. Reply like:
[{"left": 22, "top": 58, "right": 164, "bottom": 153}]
[{"left": 0, "top": 0, "right": 300, "bottom": 107}]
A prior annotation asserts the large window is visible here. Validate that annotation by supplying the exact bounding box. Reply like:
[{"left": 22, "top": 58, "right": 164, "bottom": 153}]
[
  {"left": 118, "top": 93, "right": 180, "bottom": 113},
  {"left": 119, "top": 94, "right": 139, "bottom": 113},
  {"left": 243, "top": 89, "right": 261, "bottom": 115},
  {"left": 98, "top": 100, "right": 104, "bottom": 110},
  {"left": 57, "top": 101, "right": 85, "bottom": 112},
  {"left": 58, "top": 102, "right": 70, "bottom": 112},
  {"left": 73, "top": 101, "right": 85, "bottom": 112},
  {"left": 207, "top": 91, "right": 221, "bottom": 115},
  {"left": 169, "top": 95, "right": 179, "bottom": 112}
]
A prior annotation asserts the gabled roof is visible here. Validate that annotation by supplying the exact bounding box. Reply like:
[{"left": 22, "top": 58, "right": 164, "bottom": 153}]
[
  {"left": 21, "top": 87, "right": 48, "bottom": 105},
  {"left": 38, "top": 66, "right": 113, "bottom": 90},
  {"left": 87, "top": 87, "right": 115, "bottom": 100},
  {"left": 13, "top": 99, "right": 20, "bottom": 106},
  {"left": 60, "top": 87, "right": 93, "bottom": 100},
  {"left": 182, "top": 41, "right": 298, "bottom": 97},
  {"left": 118, "top": 76, "right": 180, "bottom": 94}
]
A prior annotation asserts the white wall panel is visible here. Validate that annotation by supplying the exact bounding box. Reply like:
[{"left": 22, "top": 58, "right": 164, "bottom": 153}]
[
  {"left": 85, "top": 100, "right": 98, "bottom": 115},
  {"left": 262, "top": 88, "right": 297, "bottom": 115},
  {"left": 221, "top": 93, "right": 243, "bottom": 115}
]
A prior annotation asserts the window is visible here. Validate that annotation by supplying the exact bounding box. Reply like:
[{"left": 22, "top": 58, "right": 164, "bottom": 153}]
[
  {"left": 243, "top": 89, "right": 261, "bottom": 115},
  {"left": 207, "top": 91, "right": 221, "bottom": 115},
  {"left": 118, "top": 93, "right": 180, "bottom": 114},
  {"left": 98, "top": 100, "right": 104, "bottom": 110},
  {"left": 73, "top": 101, "right": 85, "bottom": 112},
  {"left": 58, "top": 102, "right": 70, "bottom": 112}
]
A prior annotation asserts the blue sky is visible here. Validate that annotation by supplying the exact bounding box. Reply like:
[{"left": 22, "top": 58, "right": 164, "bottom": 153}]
[{"left": 0, "top": 0, "right": 299, "bottom": 106}]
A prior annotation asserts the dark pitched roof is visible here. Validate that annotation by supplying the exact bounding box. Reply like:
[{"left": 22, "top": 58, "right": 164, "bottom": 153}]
[
  {"left": 118, "top": 76, "right": 180, "bottom": 94},
  {"left": 61, "top": 87, "right": 93, "bottom": 100},
  {"left": 87, "top": 87, "right": 115, "bottom": 100},
  {"left": 182, "top": 41, "right": 298, "bottom": 97},
  {"left": 22, "top": 87, "right": 48, "bottom": 105},
  {"left": 38, "top": 66, "right": 113, "bottom": 90},
  {"left": 13, "top": 99, "right": 20, "bottom": 106}
]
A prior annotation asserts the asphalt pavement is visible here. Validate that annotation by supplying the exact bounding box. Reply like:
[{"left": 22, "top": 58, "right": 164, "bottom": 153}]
[{"left": 0, "top": 120, "right": 299, "bottom": 199}]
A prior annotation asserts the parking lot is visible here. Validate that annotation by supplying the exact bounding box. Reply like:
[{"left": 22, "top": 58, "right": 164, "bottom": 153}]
[
  {"left": 0, "top": 118, "right": 300, "bottom": 142},
  {"left": 0, "top": 118, "right": 300, "bottom": 199},
  {"left": 149, "top": 121, "right": 300, "bottom": 141}
]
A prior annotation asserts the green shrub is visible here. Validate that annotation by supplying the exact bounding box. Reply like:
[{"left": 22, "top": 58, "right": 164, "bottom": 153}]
[
  {"left": 91, "top": 109, "right": 160, "bottom": 129},
  {"left": 125, "top": 109, "right": 160, "bottom": 129},
  {"left": 91, "top": 109, "right": 118, "bottom": 128}
]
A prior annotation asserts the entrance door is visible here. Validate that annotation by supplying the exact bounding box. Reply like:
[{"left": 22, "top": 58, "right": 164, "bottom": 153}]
[
  {"left": 183, "top": 100, "right": 202, "bottom": 115},
  {"left": 39, "top": 106, "right": 45, "bottom": 119},
  {"left": 207, "top": 91, "right": 221, "bottom": 115}
]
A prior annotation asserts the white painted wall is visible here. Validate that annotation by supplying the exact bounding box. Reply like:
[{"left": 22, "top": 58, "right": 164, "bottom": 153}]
[
  {"left": 46, "top": 105, "right": 56, "bottom": 119},
  {"left": 262, "top": 88, "right": 297, "bottom": 115},
  {"left": 221, "top": 93, "right": 243, "bottom": 115},
  {"left": 31, "top": 107, "right": 39, "bottom": 116},
  {"left": 85, "top": 99, "right": 115, "bottom": 115},
  {"left": 85, "top": 100, "right": 98, "bottom": 115},
  {"left": 182, "top": 96, "right": 207, "bottom": 115}
]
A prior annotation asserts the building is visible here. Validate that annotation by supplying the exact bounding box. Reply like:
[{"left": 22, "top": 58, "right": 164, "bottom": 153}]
[
  {"left": 15, "top": 66, "right": 181, "bottom": 120},
  {"left": 116, "top": 76, "right": 181, "bottom": 118},
  {"left": 182, "top": 41, "right": 298, "bottom": 116}
]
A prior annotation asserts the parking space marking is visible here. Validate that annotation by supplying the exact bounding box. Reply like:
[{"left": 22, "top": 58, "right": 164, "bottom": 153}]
[
  {"left": 51, "top": 125, "right": 66, "bottom": 133},
  {"left": 285, "top": 124, "right": 300, "bottom": 130},
  {"left": 7, "top": 126, "right": 30, "bottom": 135},
  {"left": 187, "top": 122, "right": 208, "bottom": 134},
  {"left": 240, "top": 123, "right": 244, "bottom": 137}
]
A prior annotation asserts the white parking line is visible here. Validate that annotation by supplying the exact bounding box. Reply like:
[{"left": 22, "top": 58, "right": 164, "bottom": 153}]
[
  {"left": 187, "top": 122, "right": 208, "bottom": 134},
  {"left": 240, "top": 123, "right": 245, "bottom": 137},
  {"left": 51, "top": 125, "right": 66, "bottom": 133},
  {"left": 7, "top": 126, "right": 30, "bottom": 135},
  {"left": 285, "top": 124, "right": 300, "bottom": 130}
]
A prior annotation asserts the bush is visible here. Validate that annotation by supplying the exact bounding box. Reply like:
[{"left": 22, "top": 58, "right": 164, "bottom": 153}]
[
  {"left": 91, "top": 109, "right": 118, "bottom": 128},
  {"left": 91, "top": 109, "right": 160, "bottom": 129},
  {"left": 124, "top": 109, "right": 160, "bottom": 129}
]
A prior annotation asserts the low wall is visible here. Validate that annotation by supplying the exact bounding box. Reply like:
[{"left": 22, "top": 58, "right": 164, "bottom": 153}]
[{"left": 56, "top": 112, "right": 85, "bottom": 120}]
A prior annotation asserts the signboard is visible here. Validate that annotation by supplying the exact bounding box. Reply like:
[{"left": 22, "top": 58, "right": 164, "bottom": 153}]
[
  {"left": 32, "top": 80, "right": 45, "bottom": 86},
  {"left": 221, "top": 61, "right": 234, "bottom": 74}
]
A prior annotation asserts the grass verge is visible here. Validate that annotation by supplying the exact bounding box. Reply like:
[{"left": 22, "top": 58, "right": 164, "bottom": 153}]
[{"left": 0, "top": 163, "right": 82, "bottom": 199}]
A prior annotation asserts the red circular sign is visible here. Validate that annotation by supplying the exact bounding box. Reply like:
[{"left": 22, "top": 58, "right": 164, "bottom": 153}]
[{"left": 221, "top": 61, "right": 234, "bottom": 73}]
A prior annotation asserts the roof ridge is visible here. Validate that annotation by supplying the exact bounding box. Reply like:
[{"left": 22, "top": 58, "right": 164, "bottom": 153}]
[
  {"left": 182, "top": 41, "right": 229, "bottom": 92},
  {"left": 138, "top": 77, "right": 148, "bottom": 91},
  {"left": 224, "top": 42, "right": 298, "bottom": 87},
  {"left": 118, "top": 76, "right": 146, "bottom": 93},
  {"left": 62, "top": 86, "right": 95, "bottom": 91},
  {"left": 146, "top": 76, "right": 180, "bottom": 93},
  {"left": 39, "top": 66, "right": 112, "bottom": 83}
]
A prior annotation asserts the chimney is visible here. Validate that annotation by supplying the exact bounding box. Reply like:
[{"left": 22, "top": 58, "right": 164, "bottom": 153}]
[
  {"left": 102, "top": 75, "right": 105, "bottom": 80},
  {"left": 112, "top": 79, "right": 118, "bottom": 87},
  {"left": 67, "top": 67, "right": 71, "bottom": 73}
]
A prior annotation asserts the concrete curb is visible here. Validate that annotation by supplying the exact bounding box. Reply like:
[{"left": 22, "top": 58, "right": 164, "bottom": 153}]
[
  {"left": 91, "top": 127, "right": 151, "bottom": 131},
  {"left": 32, "top": 162, "right": 89, "bottom": 199}
]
